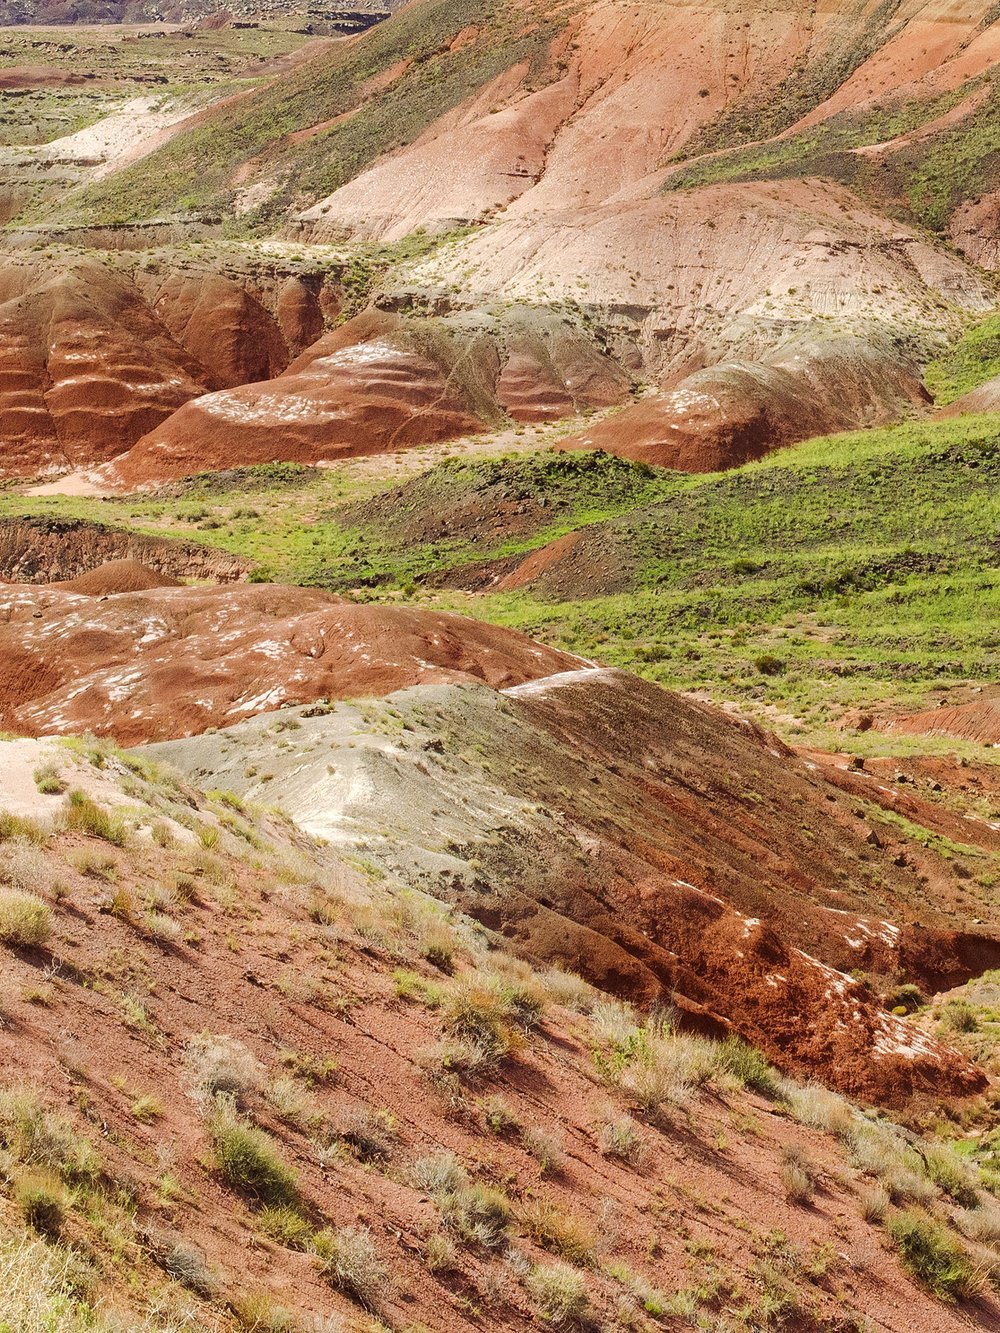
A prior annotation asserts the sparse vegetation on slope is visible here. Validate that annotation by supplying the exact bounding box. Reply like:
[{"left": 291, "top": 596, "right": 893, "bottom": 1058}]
[
  {"left": 0, "top": 734, "right": 994, "bottom": 1328},
  {"left": 63, "top": 0, "right": 566, "bottom": 231}
]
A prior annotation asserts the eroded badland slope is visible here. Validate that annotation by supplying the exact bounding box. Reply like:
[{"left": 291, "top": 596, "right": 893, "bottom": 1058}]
[
  {"left": 0, "top": 0, "right": 999, "bottom": 480},
  {"left": 0, "top": 1, "right": 1000, "bottom": 1329}
]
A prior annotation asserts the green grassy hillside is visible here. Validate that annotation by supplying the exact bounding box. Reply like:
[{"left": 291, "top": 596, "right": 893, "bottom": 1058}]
[{"left": 7, "top": 412, "right": 1000, "bottom": 747}]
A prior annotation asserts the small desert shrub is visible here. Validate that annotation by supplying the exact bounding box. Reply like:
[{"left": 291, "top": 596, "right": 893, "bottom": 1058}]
[
  {"left": 258, "top": 1204, "right": 313, "bottom": 1250},
  {"left": 607, "top": 1263, "right": 670, "bottom": 1316},
  {"left": 266, "top": 1077, "right": 319, "bottom": 1129},
  {"left": 442, "top": 1183, "right": 512, "bottom": 1249},
  {"left": 0, "top": 891, "right": 51, "bottom": 947},
  {"left": 888, "top": 1210, "right": 980, "bottom": 1302},
  {"left": 334, "top": 1107, "right": 397, "bottom": 1163},
  {"left": 208, "top": 1099, "right": 299, "bottom": 1207},
  {"left": 33, "top": 765, "right": 66, "bottom": 797},
  {"left": 598, "top": 1114, "right": 646, "bottom": 1165},
  {"left": 143, "top": 910, "right": 182, "bottom": 944},
  {"left": 480, "top": 1093, "right": 520, "bottom": 1134},
  {"left": 527, "top": 1262, "right": 593, "bottom": 1328},
  {"left": 590, "top": 998, "right": 639, "bottom": 1047},
  {"left": 540, "top": 967, "right": 595, "bottom": 1012},
  {"left": 784, "top": 1082, "right": 852, "bottom": 1134},
  {"left": 523, "top": 1125, "right": 566, "bottom": 1175},
  {"left": 14, "top": 1170, "right": 66, "bottom": 1236},
  {"left": 422, "top": 1033, "right": 506, "bottom": 1078},
  {"left": 425, "top": 1228, "right": 459, "bottom": 1273},
  {"left": 63, "top": 790, "right": 126, "bottom": 846},
  {"left": 0, "top": 1087, "right": 100, "bottom": 1183},
  {"left": 857, "top": 1182, "right": 890, "bottom": 1223},
  {"left": 393, "top": 968, "right": 443, "bottom": 1007},
  {"left": 421, "top": 926, "right": 456, "bottom": 974},
  {"left": 0, "top": 842, "right": 49, "bottom": 896},
  {"left": 885, "top": 982, "right": 924, "bottom": 1014},
  {"left": 197, "top": 822, "right": 220, "bottom": 850},
  {"left": 924, "top": 1146, "right": 979, "bottom": 1208},
  {"left": 0, "top": 812, "right": 45, "bottom": 844},
  {"left": 442, "top": 974, "right": 544, "bottom": 1068},
  {"left": 314, "top": 1225, "right": 388, "bottom": 1310},
  {"left": 780, "top": 1147, "right": 815, "bottom": 1204},
  {"left": 163, "top": 1243, "right": 219, "bottom": 1297},
  {"left": 522, "top": 1198, "right": 596, "bottom": 1264},
  {"left": 939, "top": 1000, "right": 978, "bottom": 1034},
  {"left": 844, "top": 1120, "right": 935, "bottom": 1204},
  {"left": 230, "top": 1290, "right": 297, "bottom": 1332},
  {"left": 412, "top": 1151, "right": 467, "bottom": 1198},
  {"left": 71, "top": 848, "right": 117, "bottom": 880},
  {"left": 184, "top": 1032, "right": 264, "bottom": 1103},
  {"left": 716, "top": 1038, "right": 780, "bottom": 1098},
  {"left": 958, "top": 1204, "right": 1000, "bottom": 1247},
  {"left": 130, "top": 1095, "right": 163, "bottom": 1123},
  {"left": 595, "top": 1012, "right": 715, "bottom": 1119},
  {"left": 150, "top": 821, "right": 174, "bottom": 848}
]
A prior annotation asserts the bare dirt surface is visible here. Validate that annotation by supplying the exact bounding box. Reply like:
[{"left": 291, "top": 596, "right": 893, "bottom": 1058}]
[{"left": 0, "top": 514, "right": 249, "bottom": 582}]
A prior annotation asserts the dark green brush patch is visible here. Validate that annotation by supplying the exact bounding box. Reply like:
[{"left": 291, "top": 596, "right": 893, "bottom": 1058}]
[{"left": 674, "top": 0, "right": 907, "bottom": 159}]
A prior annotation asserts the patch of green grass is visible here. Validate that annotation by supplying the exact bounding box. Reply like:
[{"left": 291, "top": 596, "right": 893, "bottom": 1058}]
[
  {"left": 925, "top": 313, "right": 1000, "bottom": 405},
  {"left": 208, "top": 1099, "right": 300, "bottom": 1208},
  {"left": 887, "top": 1210, "right": 979, "bottom": 1301},
  {"left": 666, "top": 81, "right": 974, "bottom": 193},
  {"left": 7, "top": 413, "right": 1000, "bottom": 747}
]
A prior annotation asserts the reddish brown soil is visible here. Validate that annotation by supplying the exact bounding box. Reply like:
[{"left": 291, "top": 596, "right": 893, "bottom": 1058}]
[
  {"left": 52, "top": 557, "right": 181, "bottom": 594},
  {"left": 0, "top": 255, "right": 342, "bottom": 479},
  {"left": 0, "top": 514, "right": 249, "bottom": 583},
  {"left": 886, "top": 687, "right": 1000, "bottom": 745},
  {"left": 1, "top": 749, "right": 995, "bottom": 1329},
  {"left": 2, "top": 578, "right": 999, "bottom": 1103},
  {"left": 557, "top": 344, "right": 929, "bottom": 472},
  {"left": 104, "top": 318, "right": 486, "bottom": 488},
  {"left": 0, "top": 580, "right": 581, "bottom": 742}
]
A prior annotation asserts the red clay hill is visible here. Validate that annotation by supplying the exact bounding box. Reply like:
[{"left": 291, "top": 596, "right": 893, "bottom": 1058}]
[
  {"left": 0, "top": 579, "right": 582, "bottom": 743},
  {"left": 5, "top": 0, "right": 998, "bottom": 484},
  {"left": 2, "top": 569, "right": 1000, "bottom": 1103}
]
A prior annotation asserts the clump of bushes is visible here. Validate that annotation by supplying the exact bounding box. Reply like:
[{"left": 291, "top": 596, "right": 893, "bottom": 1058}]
[
  {"left": 184, "top": 1032, "right": 264, "bottom": 1103},
  {"left": 441, "top": 1182, "right": 512, "bottom": 1250},
  {"left": 33, "top": 765, "right": 66, "bottom": 796},
  {"left": 780, "top": 1146, "right": 815, "bottom": 1204},
  {"left": 521, "top": 1197, "right": 595, "bottom": 1264},
  {"left": 715, "top": 1036, "right": 780, "bottom": 1098},
  {"left": 526, "top": 1262, "right": 593, "bottom": 1327},
  {"left": 0, "top": 890, "right": 51, "bottom": 947},
  {"left": 207, "top": 1098, "right": 299, "bottom": 1208},
  {"left": 63, "top": 790, "right": 126, "bottom": 846},
  {"left": 14, "top": 1170, "right": 66, "bottom": 1236},
  {"left": 442, "top": 974, "right": 546, "bottom": 1070},
  {"left": 597, "top": 1113, "right": 647, "bottom": 1165},
  {"left": 888, "top": 1210, "right": 980, "bottom": 1302},
  {"left": 0, "top": 1087, "right": 100, "bottom": 1184},
  {"left": 314, "top": 1226, "right": 388, "bottom": 1310}
]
